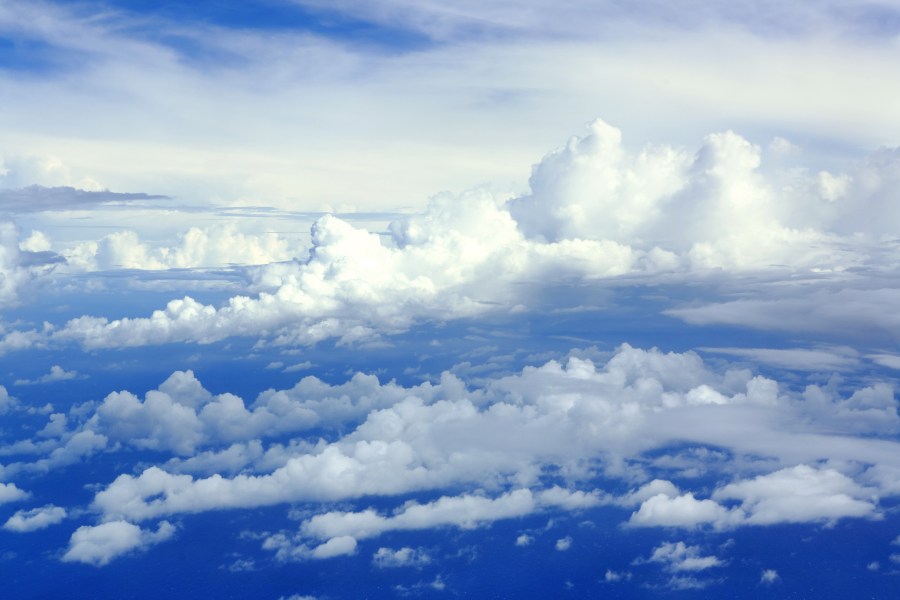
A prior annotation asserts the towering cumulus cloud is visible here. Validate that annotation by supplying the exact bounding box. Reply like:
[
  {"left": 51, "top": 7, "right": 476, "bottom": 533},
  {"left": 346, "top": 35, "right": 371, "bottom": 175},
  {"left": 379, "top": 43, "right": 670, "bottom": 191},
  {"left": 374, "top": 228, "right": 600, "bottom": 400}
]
[{"left": 5, "top": 118, "right": 900, "bottom": 354}]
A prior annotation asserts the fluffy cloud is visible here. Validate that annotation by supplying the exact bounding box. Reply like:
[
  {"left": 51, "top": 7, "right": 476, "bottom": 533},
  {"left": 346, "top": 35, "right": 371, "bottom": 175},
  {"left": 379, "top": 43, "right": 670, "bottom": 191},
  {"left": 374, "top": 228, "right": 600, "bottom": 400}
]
[
  {"left": 646, "top": 541, "right": 724, "bottom": 572},
  {"left": 629, "top": 465, "right": 880, "bottom": 529},
  {"left": 3, "top": 505, "right": 67, "bottom": 532},
  {"left": 0, "top": 220, "right": 32, "bottom": 307},
  {"left": 62, "top": 223, "right": 302, "bottom": 271},
  {"left": 628, "top": 491, "right": 740, "bottom": 529},
  {"left": 712, "top": 465, "right": 879, "bottom": 525},
  {"left": 61, "top": 520, "right": 175, "bottom": 566},
  {"left": 67, "top": 345, "right": 900, "bottom": 531},
  {"left": 14, "top": 365, "right": 79, "bottom": 386},
  {"left": 0, "top": 482, "right": 29, "bottom": 504},
  {"left": 3, "top": 119, "right": 900, "bottom": 353}
]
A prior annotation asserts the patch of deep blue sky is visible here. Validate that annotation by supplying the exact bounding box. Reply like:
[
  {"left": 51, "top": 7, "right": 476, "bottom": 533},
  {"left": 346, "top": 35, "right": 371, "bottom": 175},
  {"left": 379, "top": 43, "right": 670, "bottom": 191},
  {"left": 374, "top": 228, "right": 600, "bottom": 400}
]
[{"left": 2, "top": 0, "right": 431, "bottom": 70}]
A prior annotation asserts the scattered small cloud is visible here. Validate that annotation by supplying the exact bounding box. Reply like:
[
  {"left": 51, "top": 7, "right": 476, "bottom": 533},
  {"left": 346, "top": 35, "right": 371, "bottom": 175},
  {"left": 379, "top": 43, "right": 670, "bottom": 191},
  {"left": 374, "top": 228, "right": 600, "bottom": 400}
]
[
  {"left": 14, "top": 365, "right": 80, "bottom": 386},
  {"left": 760, "top": 569, "right": 780, "bottom": 585},
  {"left": 373, "top": 547, "right": 431, "bottom": 568}
]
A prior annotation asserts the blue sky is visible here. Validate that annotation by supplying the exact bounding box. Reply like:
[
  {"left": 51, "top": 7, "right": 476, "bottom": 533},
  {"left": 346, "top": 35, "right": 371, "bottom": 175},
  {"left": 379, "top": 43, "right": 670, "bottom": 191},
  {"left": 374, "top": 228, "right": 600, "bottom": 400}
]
[{"left": 2, "top": 0, "right": 900, "bottom": 598}]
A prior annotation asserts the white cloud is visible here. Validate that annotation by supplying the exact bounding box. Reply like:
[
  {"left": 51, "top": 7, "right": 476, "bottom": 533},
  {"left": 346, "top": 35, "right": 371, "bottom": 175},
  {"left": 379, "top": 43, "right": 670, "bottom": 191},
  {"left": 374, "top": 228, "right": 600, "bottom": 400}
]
[
  {"left": 646, "top": 541, "right": 723, "bottom": 572},
  {"left": 0, "top": 220, "right": 33, "bottom": 307},
  {"left": 68, "top": 344, "right": 900, "bottom": 533},
  {"left": 309, "top": 535, "right": 357, "bottom": 559},
  {"left": 61, "top": 520, "right": 175, "bottom": 566},
  {"left": 372, "top": 547, "right": 431, "bottom": 568},
  {"left": 628, "top": 492, "right": 740, "bottom": 530},
  {"left": 3, "top": 505, "right": 67, "bottom": 532},
  {"left": 604, "top": 569, "right": 632, "bottom": 582},
  {"left": 14, "top": 365, "right": 79, "bottom": 386},
  {"left": 515, "top": 534, "right": 533, "bottom": 547},
  {"left": 630, "top": 465, "right": 881, "bottom": 530},
  {"left": 299, "top": 489, "right": 538, "bottom": 542},
  {"left": 760, "top": 569, "right": 780, "bottom": 585},
  {"left": 1, "top": 116, "right": 900, "bottom": 358},
  {"left": 555, "top": 536, "right": 572, "bottom": 551},
  {"left": 712, "top": 465, "right": 880, "bottom": 525},
  {"left": 0, "top": 385, "right": 18, "bottom": 414},
  {"left": 62, "top": 224, "right": 303, "bottom": 272},
  {"left": 0, "top": 482, "right": 29, "bottom": 505}
]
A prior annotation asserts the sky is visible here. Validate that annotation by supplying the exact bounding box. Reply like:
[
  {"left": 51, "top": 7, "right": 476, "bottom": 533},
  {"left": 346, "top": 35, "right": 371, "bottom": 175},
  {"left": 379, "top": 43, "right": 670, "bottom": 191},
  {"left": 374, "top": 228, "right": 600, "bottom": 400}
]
[{"left": 1, "top": 0, "right": 900, "bottom": 597}]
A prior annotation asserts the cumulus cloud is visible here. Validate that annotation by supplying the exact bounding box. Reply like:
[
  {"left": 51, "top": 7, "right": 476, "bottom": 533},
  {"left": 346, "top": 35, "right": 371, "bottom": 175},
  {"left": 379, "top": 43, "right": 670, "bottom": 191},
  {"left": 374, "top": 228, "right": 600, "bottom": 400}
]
[
  {"left": 0, "top": 482, "right": 29, "bottom": 504},
  {"left": 3, "top": 505, "right": 67, "bottom": 532},
  {"left": 628, "top": 491, "right": 740, "bottom": 529},
  {"left": 14, "top": 365, "right": 79, "bottom": 386},
  {"left": 712, "top": 465, "right": 880, "bottom": 525},
  {"left": 3, "top": 119, "right": 900, "bottom": 353},
  {"left": 62, "top": 223, "right": 302, "bottom": 271},
  {"left": 61, "top": 520, "right": 175, "bottom": 566},
  {"left": 629, "top": 465, "right": 881, "bottom": 529},
  {"left": 0, "top": 220, "right": 33, "bottom": 307},
  {"left": 63, "top": 345, "right": 899, "bottom": 533}
]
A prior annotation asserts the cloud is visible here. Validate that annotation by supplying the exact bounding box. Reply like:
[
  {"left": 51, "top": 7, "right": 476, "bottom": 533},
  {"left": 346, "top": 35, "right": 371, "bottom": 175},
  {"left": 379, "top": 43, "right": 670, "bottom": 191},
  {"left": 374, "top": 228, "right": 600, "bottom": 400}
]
[
  {"left": 712, "top": 465, "right": 880, "bottom": 525},
  {"left": 555, "top": 536, "right": 572, "bottom": 551},
  {"left": 61, "top": 223, "right": 303, "bottom": 272},
  {"left": 0, "top": 219, "right": 33, "bottom": 307},
  {"left": 3, "top": 505, "right": 67, "bottom": 532},
  {"left": 372, "top": 547, "right": 431, "bottom": 568},
  {"left": 698, "top": 347, "right": 860, "bottom": 372},
  {"left": 0, "top": 185, "right": 166, "bottom": 214},
  {"left": 67, "top": 344, "right": 900, "bottom": 530},
  {"left": 645, "top": 542, "right": 724, "bottom": 572},
  {"left": 0, "top": 385, "right": 18, "bottom": 415},
  {"left": 2, "top": 117, "right": 900, "bottom": 355},
  {"left": 628, "top": 491, "right": 740, "bottom": 529},
  {"left": 604, "top": 569, "right": 632, "bottom": 582},
  {"left": 760, "top": 569, "right": 780, "bottom": 585},
  {"left": 61, "top": 520, "right": 175, "bottom": 566},
  {"left": 0, "top": 482, "right": 29, "bottom": 504},
  {"left": 629, "top": 465, "right": 881, "bottom": 529},
  {"left": 14, "top": 365, "right": 79, "bottom": 386}
]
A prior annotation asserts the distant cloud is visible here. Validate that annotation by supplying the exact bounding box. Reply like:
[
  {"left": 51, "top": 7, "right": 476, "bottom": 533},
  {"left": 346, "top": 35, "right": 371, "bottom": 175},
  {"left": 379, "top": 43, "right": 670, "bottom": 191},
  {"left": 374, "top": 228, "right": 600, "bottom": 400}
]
[
  {"left": 515, "top": 534, "right": 533, "bottom": 547},
  {"left": 698, "top": 347, "right": 860, "bottom": 372},
  {"left": 0, "top": 186, "right": 167, "bottom": 214},
  {"left": 645, "top": 542, "right": 724, "bottom": 572},
  {"left": 372, "top": 547, "right": 431, "bottom": 568},
  {"left": 2, "top": 119, "right": 900, "bottom": 354},
  {"left": 14, "top": 365, "right": 79, "bottom": 386},
  {"left": 760, "top": 569, "right": 780, "bottom": 585},
  {"left": 555, "top": 536, "right": 572, "bottom": 551},
  {"left": 604, "top": 569, "right": 632, "bottom": 582}
]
